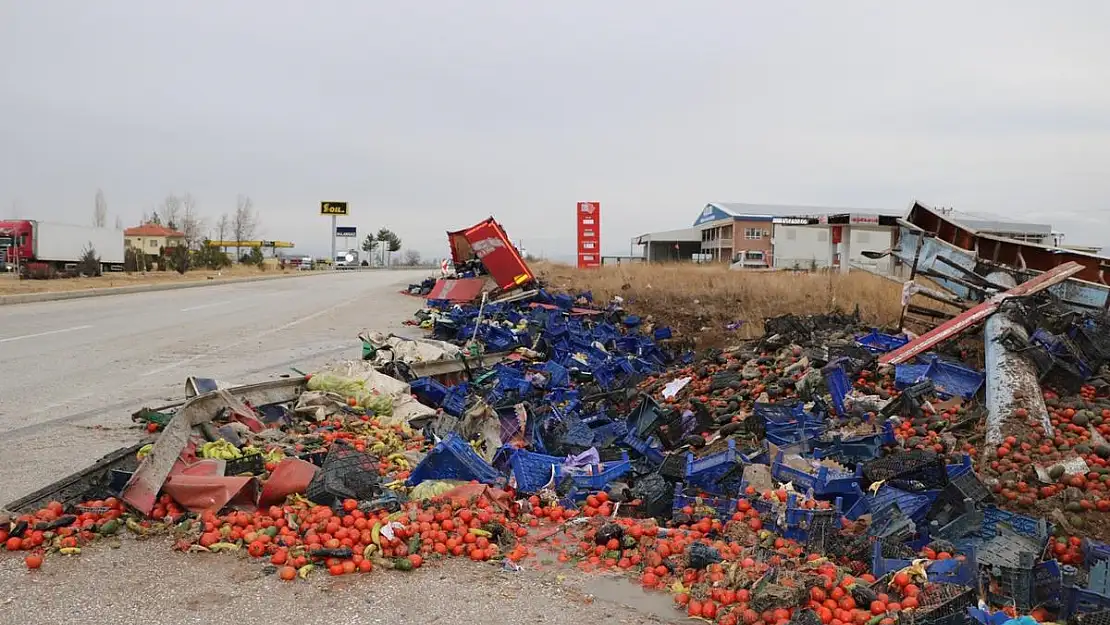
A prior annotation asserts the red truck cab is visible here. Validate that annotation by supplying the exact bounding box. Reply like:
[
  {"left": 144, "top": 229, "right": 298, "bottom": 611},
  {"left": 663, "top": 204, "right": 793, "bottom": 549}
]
[{"left": 0, "top": 220, "right": 33, "bottom": 266}]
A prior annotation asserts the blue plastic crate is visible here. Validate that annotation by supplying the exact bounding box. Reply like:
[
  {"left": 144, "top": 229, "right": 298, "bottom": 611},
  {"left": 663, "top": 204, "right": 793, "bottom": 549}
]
[
  {"left": 871, "top": 542, "right": 978, "bottom": 585},
  {"left": 442, "top": 384, "right": 469, "bottom": 417},
  {"left": 407, "top": 433, "right": 502, "bottom": 486},
  {"left": 1063, "top": 585, "right": 1110, "bottom": 618},
  {"left": 537, "top": 361, "right": 569, "bottom": 388},
  {"left": 822, "top": 361, "right": 851, "bottom": 416},
  {"left": 783, "top": 492, "right": 843, "bottom": 526},
  {"left": 812, "top": 431, "right": 888, "bottom": 464},
  {"left": 686, "top": 439, "right": 745, "bottom": 495},
  {"left": 855, "top": 329, "right": 910, "bottom": 354},
  {"left": 946, "top": 454, "right": 974, "bottom": 479},
  {"left": 756, "top": 401, "right": 823, "bottom": 427},
  {"left": 508, "top": 448, "right": 561, "bottom": 493},
  {"left": 894, "top": 361, "right": 932, "bottom": 388},
  {"left": 868, "top": 485, "right": 940, "bottom": 525},
  {"left": 771, "top": 450, "right": 856, "bottom": 497},
  {"left": 764, "top": 428, "right": 823, "bottom": 449},
  {"left": 622, "top": 427, "right": 665, "bottom": 465},
  {"left": 781, "top": 493, "right": 843, "bottom": 541},
  {"left": 564, "top": 452, "right": 631, "bottom": 492},
  {"left": 673, "top": 486, "right": 738, "bottom": 521},
  {"left": 410, "top": 376, "right": 450, "bottom": 405},
  {"left": 924, "top": 358, "right": 985, "bottom": 400},
  {"left": 591, "top": 364, "right": 617, "bottom": 390},
  {"left": 653, "top": 327, "right": 673, "bottom": 341},
  {"left": 843, "top": 486, "right": 869, "bottom": 521},
  {"left": 980, "top": 506, "right": 1052, "bottom": 543},
  {"left": 590, "top": 420, "right": 628, "bottom": 447},
  {"left": 1085, "top": 539, "right": 1110, "bottom": 567}
]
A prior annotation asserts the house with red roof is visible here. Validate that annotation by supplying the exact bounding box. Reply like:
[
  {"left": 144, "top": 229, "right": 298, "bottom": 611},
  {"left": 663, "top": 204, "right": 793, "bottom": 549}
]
[{"left": 124, "top": 223, "right": 186, "bottom": 255}]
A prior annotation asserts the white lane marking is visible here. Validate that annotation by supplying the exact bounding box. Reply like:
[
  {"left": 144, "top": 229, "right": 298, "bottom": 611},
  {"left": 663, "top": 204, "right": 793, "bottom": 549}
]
[
  {"left": 181, "top": 301, "right": 228, "bottom": 312},
  {"left": 140, "top": 297, "right": 358, "bottom": 378},
  {"left": 0, "top": 324, "right": 93, "bottom": 344}
]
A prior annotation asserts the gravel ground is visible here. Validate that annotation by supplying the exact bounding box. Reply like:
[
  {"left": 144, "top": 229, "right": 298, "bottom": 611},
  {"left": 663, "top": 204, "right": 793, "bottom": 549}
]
[{"left": 0, "top": 538, "right": 685, "bottom": 625}]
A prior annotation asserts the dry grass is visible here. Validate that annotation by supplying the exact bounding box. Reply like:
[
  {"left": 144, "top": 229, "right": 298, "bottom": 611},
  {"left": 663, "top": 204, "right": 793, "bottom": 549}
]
[
  {"left": 534, "top": 261, "right": 905, "bottom": 345},
  {"left": 0, "top": 264, "right": 302, "bottom": 295}
]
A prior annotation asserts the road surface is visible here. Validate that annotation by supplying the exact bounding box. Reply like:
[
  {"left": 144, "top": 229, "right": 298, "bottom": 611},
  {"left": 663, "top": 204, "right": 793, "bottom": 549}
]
[{"left": 0, "top": 269, "right": 427, "bottom": 506}]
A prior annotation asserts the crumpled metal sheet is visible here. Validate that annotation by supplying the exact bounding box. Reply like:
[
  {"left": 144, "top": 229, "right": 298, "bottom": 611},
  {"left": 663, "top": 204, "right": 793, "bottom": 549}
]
[
  {"left": 162, "top": 475, "right": 258, "bottom": 513},
  {"left": 258, "top": 458, "right": 319, "bottom": 508}
]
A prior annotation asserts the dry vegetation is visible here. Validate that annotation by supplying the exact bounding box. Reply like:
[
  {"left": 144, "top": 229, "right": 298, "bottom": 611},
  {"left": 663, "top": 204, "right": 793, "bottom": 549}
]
[
  {"left": 0, "top": 264, "right": 300, "bottom": 296},
  {"left": 535, "top": 261, "right": 905, "bottom": 346}
]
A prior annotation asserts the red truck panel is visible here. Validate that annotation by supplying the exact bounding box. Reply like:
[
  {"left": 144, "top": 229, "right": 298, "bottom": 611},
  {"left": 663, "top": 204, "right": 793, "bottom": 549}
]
[
  {"left": 446, "top": 218, "right": 534, "bottom": 291},
  {"left": 0, "top": 220, "right": 33, "bottom": 263}
]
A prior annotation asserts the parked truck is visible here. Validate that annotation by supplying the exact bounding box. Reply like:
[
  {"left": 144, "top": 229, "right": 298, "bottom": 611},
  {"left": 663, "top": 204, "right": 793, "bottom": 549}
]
[{"left": 0, "top": 219, "right": 125, "bottom": 273}]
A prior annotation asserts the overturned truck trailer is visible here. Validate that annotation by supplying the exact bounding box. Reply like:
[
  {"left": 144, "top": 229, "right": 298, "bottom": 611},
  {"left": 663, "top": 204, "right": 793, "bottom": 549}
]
[
  {"left": 447, "top": 217, "right": 535, "bottom": 294},
  {"left": 881, "top": 200, "right": 1110, "bottom": 448},
  {"left": 893, "top": 200, "right": 1110, "bottom": 313}
]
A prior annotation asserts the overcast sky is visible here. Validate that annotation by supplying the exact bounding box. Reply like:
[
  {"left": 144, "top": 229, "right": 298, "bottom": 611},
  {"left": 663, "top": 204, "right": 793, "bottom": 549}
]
[{"left": 2, "top": 2, "right": 1108, "bottom": 259}]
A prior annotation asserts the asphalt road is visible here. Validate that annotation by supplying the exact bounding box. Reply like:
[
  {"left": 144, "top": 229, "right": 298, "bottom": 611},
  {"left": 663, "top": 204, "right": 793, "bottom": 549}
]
[{"left": 0, "top": 269, "right": 427, "bottom": 506}]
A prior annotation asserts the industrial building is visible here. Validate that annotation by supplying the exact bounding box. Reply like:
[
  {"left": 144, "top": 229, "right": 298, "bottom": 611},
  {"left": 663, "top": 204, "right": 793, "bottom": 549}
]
[
  {"left": 633, "top": 202, "right": 901, "bottom": 271},
  {"left": 632, "top": 201, "right": 1063, "bottom": 272}
]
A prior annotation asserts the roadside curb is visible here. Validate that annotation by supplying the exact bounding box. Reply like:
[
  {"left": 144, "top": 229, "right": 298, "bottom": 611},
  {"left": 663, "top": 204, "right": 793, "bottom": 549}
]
[{"left": 0, "top": 271, "right": 328, "bottom": 306}]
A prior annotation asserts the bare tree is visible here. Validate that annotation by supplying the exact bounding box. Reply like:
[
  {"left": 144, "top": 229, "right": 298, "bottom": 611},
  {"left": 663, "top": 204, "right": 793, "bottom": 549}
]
[
  {"left": 114, "top": 215, "right": 123, "bottom": 230},
  {"left": 232, "top": 195, "right": 258, "bottom": 260},
  {"left": 216, "top": 214, "right": 230, "bottom": 252},
  {"left": 160, "top": 194, "right": 183, "bottom": 231},
  {"left": 94, "top": 189, "right": 108, "bottom": 228},
  {"left": 403, "top": 249, "right": 422, "bottom": 266},
  {"left": 179, "top": 192, "right": 205, "bottom": 249}
]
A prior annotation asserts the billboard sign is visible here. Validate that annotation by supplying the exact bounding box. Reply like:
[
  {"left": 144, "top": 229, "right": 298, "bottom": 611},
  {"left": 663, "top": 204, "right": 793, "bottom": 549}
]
[
  {"left": 577, "top": 202, "right": 601, "bottom": 269},
  {"left": 320, "top": 201, "right": 349, "bottom": 216},
  {"left": 335, "top": 226, "right": 357, "bottom": 237}
]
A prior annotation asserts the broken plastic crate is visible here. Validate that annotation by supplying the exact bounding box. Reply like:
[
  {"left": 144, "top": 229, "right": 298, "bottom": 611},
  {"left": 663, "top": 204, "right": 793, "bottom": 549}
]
[
  {"left": 822, "top": 361, "right": 851, "bottom": 416},
  {"left": 406, "top": 433, "right": 501, "bottom": 486},
  {"left": 755, "top": 400, "right": 825, "bottom": 428},
  {"left": 410, "top": 377, "right": 450, "bottom": 407},
  {"left": 861, "top": 449, "right": 949, "bottom": 490},
  {"left": 895, "top": 355, "right": 985, "bottom": 400},
  {"left": 685, "top": 439, "right": 750, "bottom": 495},
  {"left": 442, "top": 384, "right": 469, "bottom": 417},
  {"left": 562, "top": 452, "right": 631, "bottom": 492},
  {"left": 781, "top": 492, "right": 843, "bottom": 542},
  {"left": 871, "top": 542, "right": 979, "bottom": 586},
  {"left": 867, "top": 485, "right": 941, "bottom": 525},
  {"left": 1033, "top": 328, "right": 1091, "bottom": 367},
  {"left": 673, "top": 486, "right": 739, "bottom": 521},
  {"left": 622, "top": 426, "right": 665, "bottom": 465},
  {"left": 978, "top": 505, "right": 1052, "bottom": 544},
  {"left": 855, "top": 329, "right": 910, "bottom": 354},
  {"left": 590, "top": 419, "right": 629, "bottom": 448},
  {"left": 812, "top": 426, "right": 894, "bottom": 465},
  {"left": 1085, "top": 539, "right": 1110, "bottom": 567},
  {"left": 626, "top": 394, "right": 666, "bottom": 437},
  {"left": 902, "top": 583, "right": 977, "bottom": 625},
  {"left": 506, "top": 448, "right": 561, "bottom": 493},
  {"left": 770, "top": 450, "right": 858, "bottom": 497},
  {"left": 1064, "top": 562, "right": 1110, "bottom": 618}
]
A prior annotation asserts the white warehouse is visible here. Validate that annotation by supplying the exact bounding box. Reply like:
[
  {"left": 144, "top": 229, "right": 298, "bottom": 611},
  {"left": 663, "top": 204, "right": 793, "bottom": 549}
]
[{"left": 771, "top": 213, "right": 901, "bottom": 273}]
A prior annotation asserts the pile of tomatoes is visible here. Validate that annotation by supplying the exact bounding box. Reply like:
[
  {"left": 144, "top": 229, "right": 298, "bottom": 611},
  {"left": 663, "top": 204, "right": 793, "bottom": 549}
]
[
  {"left": 173, "top": 490, "right": 534, "bottom": 579},
  {"left": 2, "top": 497, "right": 127, "bottom": 569}
]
